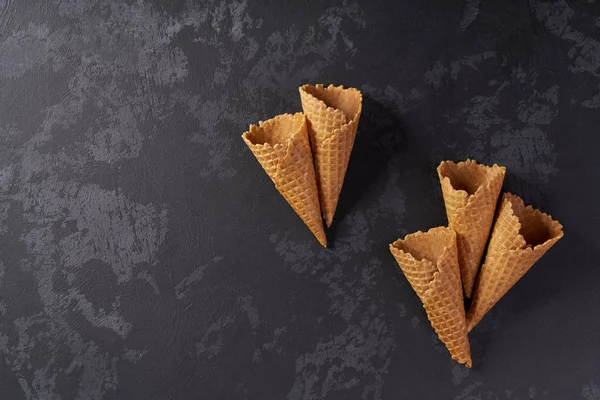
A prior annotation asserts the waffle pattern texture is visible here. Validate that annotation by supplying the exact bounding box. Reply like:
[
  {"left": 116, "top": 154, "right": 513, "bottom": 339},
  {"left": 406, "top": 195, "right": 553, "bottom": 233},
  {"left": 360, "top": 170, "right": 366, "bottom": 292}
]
[
  {"left": 438, "top": 160, "right": 506, "bottom": 298},
  {"left": 299, "top": 84, "right": 363, "bottom": 227},
  {"left": 466, "top": 193, "right": 564, "bottom": 331},
  {"left": 242, "top": 113, "right": 327, "bottom": 246},
  {"left": 390, "top": 227, "right": 472, "bottom": 368}
]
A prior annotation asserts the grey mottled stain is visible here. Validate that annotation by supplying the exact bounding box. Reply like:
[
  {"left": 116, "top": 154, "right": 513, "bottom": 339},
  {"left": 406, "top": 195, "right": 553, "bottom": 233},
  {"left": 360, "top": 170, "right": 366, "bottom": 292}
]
[
  {"left": 460, "top": 0, "right": 481, "bottom": 30},
  {"left": 582, "top": 381, "right": 600, "bottom": 400},
  {"left": 174, "top": 256, "right": 223, "bottom": 299},
  {"left": 239, "top": 295, "right": 260, "bottom": 329},
  {"left": 424, "top": 52, "right": 560, "bottom": 200},
  {"left": 196, "top": 315, "right": 235, "bottom": 358},
  {"left": 269, "top": 179, "right": 408, "bottom": 397},
  {"left": 0, "top": 24, "right": 56, "bottom": 79},
  {"left": 582, "top": 87, "right": 600, "bottom": 108},
  {"left": 531, "top": 0, "right": 600, "bottom": 107},
  {"left": 452, "top": 364, "right": 470, "bottom": 386}
]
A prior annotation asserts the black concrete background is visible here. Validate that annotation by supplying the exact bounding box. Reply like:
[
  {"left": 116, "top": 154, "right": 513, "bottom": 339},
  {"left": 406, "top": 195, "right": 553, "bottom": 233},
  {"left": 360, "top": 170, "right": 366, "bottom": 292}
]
[{"left": 0, "top": 0, "right": 599, "bottom": 399}]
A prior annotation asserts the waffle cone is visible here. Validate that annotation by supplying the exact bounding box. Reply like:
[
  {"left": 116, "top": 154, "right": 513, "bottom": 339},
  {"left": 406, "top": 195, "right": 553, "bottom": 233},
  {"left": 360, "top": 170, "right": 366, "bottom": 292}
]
[
  {"left": 242, "top": 113, "right": 327, "bottom": 247},
  {"left": 438, "top": 160, "right": 506, "bottom": 298},
  {"left": 466, "top": 193, "right": 564, "bottom": 331},
  {"left": 390, "top": 227, "right": 472, "bottom": 367},
  {"left": 299, "top": 84, "right": 362, "bottom": 227}
]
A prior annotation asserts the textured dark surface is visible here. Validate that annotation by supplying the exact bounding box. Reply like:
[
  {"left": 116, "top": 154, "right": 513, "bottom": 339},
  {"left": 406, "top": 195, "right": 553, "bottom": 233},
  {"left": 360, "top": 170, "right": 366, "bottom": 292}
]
[{"left": 0, "top": 0, "right": 599, "bottom": 399}]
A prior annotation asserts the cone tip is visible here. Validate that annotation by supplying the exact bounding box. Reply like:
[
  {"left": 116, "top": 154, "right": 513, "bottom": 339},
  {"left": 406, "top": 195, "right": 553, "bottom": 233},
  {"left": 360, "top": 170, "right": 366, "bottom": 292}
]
[
  {"left": 325, "top": 216, "right": 333, "bottom": 228},
  {"left": 318, "top": 235, "right": 327, "bottom": 247},
  {"left": 466, "top": 310, "right": 477, "bottom": 332},
  {"left": 467, "top": 322, "right": 475, "bottom": 333}
]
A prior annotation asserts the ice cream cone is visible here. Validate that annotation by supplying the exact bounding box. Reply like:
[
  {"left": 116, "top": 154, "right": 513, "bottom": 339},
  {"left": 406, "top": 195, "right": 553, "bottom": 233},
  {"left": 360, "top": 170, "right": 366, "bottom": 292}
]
[
  {"left": 390, "top": 227, "right": 472, "bottom": 367},
  {"left": 299, "top": 84, "right": 362, "bottom": 227},
  {"left": 242, "top": 113, "right": 327, "bottom": 247},
  {"left": 438, "top": 160, "right": 506, "bottom": 298},
  {"left": 466, "top": 193, "right": 564, "bottom": 331}
]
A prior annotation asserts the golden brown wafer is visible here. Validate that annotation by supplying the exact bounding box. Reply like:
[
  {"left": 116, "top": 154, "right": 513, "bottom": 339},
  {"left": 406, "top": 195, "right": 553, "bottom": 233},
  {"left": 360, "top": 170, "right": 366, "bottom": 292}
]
[
  {"left": 390, "top": 227, "right": 472, "bottom": 367},
  {"left": 438, "top": 159, "right": 506, "bottom": 298},
  {"left": 466, "top": 193, "right": 564, "bottom": 331},
  {"left": 242, "top": 113, "right": 327, "bottom": 246},
  {"left": 299, "top": 84, "right": 362, "bottom": 227}
]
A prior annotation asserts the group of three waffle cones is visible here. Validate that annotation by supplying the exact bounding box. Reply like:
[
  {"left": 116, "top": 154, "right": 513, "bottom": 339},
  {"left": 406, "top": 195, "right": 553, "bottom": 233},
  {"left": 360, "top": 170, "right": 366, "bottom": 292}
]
[
  {"left": 390, "top": 160, "right": 564, "bottom": 367},
  {"left": 241, "top": 83, "right": 564, "bottom": 369}
]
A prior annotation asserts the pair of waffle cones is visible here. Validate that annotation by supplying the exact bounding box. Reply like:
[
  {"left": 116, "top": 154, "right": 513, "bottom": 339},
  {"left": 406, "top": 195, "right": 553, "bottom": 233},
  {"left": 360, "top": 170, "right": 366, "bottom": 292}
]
[
  {"left": 390, "top": 160, "right": 563, "bottom": 367},
  {"left": 242, "top": 84, "right": 363, "bottom": 247}
]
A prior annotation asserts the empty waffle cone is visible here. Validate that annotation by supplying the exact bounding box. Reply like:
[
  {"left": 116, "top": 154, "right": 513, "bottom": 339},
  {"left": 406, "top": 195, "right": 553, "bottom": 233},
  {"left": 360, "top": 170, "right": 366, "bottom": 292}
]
[
  {"left": 299, "top": 84, "right": 362, "bottom": 227},
  {"left": 438, "top": 160, "right": 506, "bottom": 298},
  {"left": 242, "top": 113, "right": 327, "bottom": 247},
  {"left": 390, "top": 227, "right": 472, "bottom": 367},
  {"left": 466, "top": 193, "right": 564, "bottom": 331}
]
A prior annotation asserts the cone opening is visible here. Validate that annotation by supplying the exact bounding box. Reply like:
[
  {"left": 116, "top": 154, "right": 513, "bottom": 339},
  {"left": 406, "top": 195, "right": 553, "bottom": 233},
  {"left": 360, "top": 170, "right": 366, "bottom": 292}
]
[
  {"left": 392, "top": 227, "right": 454, "bottom": 265},
  {"left": 244, "top": 113, "right": 304, "bottom": 147},
  {"left": 506, "top": 194, "right": 563, "bottom": 248},
  {"left": 439, "top": 160, "right": 503, "bottom": 196},
  {"left": 302, "top": 84, "right": 361, "bottom": 122}
]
